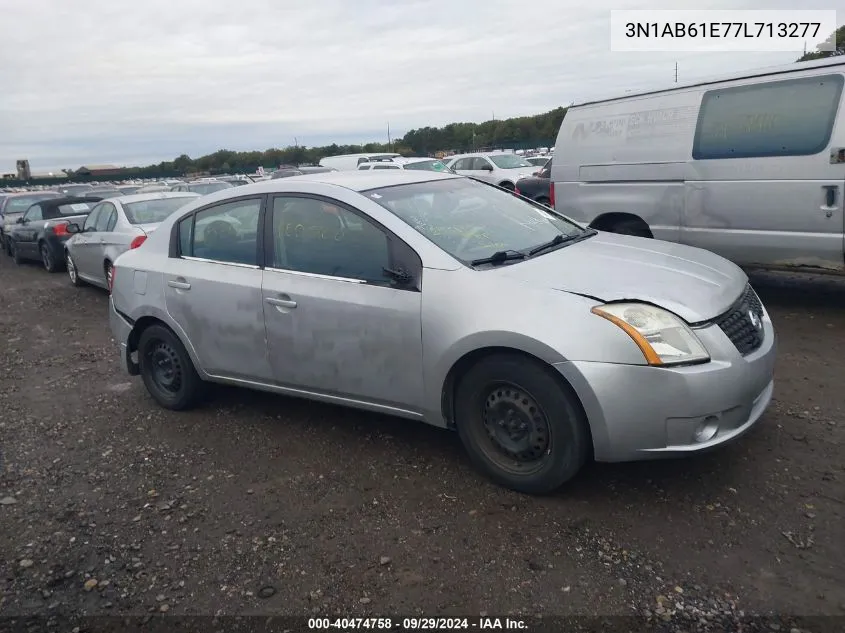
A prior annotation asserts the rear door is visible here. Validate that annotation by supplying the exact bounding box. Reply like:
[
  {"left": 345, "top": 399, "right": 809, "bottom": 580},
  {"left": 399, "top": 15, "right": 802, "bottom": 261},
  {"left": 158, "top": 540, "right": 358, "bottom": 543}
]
[
  {"left": 72, "top": 205, "right": 102, "bottom": 278},
  {"left": 164, "top": 196, "right": 273, "bottom": 381},
  {"left": 682, "top": 72, "right": 845, "bottom": 271},
  {"left": 80, "top": 202, "right": 116, "bottom": 282}
]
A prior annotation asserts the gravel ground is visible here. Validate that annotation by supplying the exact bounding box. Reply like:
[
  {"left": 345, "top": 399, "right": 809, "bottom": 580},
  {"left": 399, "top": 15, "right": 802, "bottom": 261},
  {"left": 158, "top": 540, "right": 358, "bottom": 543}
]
[{"left": 1, "top": 254, "right": 843, "bottom": 631}]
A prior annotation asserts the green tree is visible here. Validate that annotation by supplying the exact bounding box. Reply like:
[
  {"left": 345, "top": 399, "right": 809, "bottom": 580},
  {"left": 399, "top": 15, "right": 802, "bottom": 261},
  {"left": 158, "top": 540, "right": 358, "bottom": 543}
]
[{"left": 796, "top": 25, "right": 845, "bottom": 61}]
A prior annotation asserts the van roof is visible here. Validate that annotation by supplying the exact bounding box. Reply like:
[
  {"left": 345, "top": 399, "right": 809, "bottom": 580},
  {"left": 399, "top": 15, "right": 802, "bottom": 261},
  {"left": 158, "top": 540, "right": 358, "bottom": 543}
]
[{"left": 572, "top": 55, "right": 845, "bottom": 109}]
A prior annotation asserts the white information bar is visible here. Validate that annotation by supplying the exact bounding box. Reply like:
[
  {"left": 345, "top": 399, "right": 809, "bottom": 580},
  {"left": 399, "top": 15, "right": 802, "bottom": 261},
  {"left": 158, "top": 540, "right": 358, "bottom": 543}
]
[{"left": 610, "top": 10, "right": 838, "bottom": 52}]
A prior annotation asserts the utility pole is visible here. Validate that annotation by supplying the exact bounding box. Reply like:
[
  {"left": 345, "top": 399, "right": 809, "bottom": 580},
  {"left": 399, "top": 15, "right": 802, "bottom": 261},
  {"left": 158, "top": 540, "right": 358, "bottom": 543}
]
[
  {"left": 387, "top": 122, "right": 392, "bottom": 151},
  {"left": 674, "top": 62, "right": 678, "bottom": 83}
]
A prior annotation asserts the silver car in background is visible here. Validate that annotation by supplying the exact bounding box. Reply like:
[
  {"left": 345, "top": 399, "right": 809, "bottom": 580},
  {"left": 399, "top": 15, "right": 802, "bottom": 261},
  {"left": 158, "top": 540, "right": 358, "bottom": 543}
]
[
  {"left": 65, "top": 192, "right": 199, "bottom": 289},
  {"left": 108, "top": 171, "right": 776, "bottom": 494}
]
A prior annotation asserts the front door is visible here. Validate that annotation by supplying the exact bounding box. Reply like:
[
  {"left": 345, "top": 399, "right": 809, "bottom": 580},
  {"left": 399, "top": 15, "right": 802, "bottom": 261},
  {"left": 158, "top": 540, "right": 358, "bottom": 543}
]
[
  {"left": 682, "top": 73, "right": 845, "bottom": 271},
  {"left": 72, "top": 204, "right": 103, "bottom": 279},
  {"left": 15, "top": 204, "right": 44, "bottom": 257},
  {"left": 163, "top": 196, "right": 273, "bottom": 381},
  {"left": 261, "top": 194, "right": 424, "bottom": 412}
]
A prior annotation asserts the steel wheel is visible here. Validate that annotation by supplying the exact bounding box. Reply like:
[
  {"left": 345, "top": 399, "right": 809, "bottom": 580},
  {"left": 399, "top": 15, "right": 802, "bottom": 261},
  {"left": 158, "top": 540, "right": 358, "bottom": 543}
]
[
  {"left": 146, "top": 340, "right": 184, "bottom": 395},
  {"left": 477, "top": 382, "right": 551, "bottom": 476}
]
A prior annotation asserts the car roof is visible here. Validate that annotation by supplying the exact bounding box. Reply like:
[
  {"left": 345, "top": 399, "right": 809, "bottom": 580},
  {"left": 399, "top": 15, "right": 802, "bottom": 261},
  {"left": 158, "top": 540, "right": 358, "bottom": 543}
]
[
  {"left": 32, "top": 196, "right": 98, "bottom": 210},
  {"left": 117, "top": 191, "right": 201, "bottom": 204},
  {"left": 238, "top": 169, "right": 461, "bottom": 193}
]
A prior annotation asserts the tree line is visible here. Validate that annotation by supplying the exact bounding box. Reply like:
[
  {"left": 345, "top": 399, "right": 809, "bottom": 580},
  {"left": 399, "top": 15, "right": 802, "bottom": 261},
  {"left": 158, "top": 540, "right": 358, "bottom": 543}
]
[{"left": 127, "top": 107, "right": 568, "bottom": 177}]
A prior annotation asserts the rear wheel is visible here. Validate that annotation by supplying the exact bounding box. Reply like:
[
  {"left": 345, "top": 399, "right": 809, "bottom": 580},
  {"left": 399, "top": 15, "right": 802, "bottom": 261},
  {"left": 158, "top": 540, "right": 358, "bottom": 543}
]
[
  {"left": 138, "top": 324, "right": 206, "bottom": 410},
  {"left": 41, "top": 243, "right": 59, "bottom": 272},
  {"left": 455, "top": 353, "right": 590, "bottom": 494},
  {"left": 498, "top": 181, "right": 515, "bottom": 191},
  {"left": 66, "top": 251, "right": 83, "bottom": 287},
  {"left": 11, "top": 242, "right": 23, "bottom": 265}
]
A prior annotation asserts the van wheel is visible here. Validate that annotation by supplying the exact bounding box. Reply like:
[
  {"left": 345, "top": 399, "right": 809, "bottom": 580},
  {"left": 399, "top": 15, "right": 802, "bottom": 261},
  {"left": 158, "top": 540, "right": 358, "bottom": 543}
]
[
  {"left": 455, "top": 353, "right": 590, "bottom": 495},
  {"left": 608, "top": 218, "right": 651, "bottom": 238}
]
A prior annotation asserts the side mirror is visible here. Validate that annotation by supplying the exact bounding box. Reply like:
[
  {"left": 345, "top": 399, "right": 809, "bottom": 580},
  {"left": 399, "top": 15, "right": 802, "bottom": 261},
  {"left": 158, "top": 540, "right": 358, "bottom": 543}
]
[
  {"left": 481, "top": 164, "right": 493, "bottom": 171},
  {"left": 66, "top": 223, "right": 81, "bottom": 234},
  {"left": 15, "top": 217, "right": 24, "bottom": 224}
]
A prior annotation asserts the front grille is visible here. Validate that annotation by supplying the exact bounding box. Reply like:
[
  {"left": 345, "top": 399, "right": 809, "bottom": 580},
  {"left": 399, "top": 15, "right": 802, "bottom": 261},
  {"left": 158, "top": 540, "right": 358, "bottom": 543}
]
[{"left": 713, "top": 284, "right": 765, "bottom": 356}]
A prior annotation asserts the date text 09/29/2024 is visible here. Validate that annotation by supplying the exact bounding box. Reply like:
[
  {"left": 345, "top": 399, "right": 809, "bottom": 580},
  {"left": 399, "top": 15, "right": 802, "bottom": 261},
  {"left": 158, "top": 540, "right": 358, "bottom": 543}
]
[
  {"left": 307, "top": 617, "right": 528, "bottom": 630},
  {"left": 624, "top": 21, "right": 822, "bottom": 39}
]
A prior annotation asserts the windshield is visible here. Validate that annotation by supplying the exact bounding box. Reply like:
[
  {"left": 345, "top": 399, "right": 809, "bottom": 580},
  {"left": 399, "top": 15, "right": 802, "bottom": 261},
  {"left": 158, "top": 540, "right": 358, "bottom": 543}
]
[
  {"left": 366, "top": 178, "right": 585, "bottom": 263},
  {"left": 403, "top": 159, "right": 452, "bottom": 172},
  {"left": 124, "top": 197, "right": 194, "bottom": 224},
  {"left": 5, "top": 194, "right": 59, "bottom": 213},
  {"left": 57, "top": 202, "right": 96, "bottom": 215},
  {"left": 188, "top": 182, "right": 234, "bottom": 195},
  {"left": 489, "top": 154, "right": 534, "bottom": 169}
]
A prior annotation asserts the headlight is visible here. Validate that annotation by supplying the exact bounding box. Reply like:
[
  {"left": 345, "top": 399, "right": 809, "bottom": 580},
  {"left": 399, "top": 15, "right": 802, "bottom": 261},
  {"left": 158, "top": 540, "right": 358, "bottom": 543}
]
[{"left": 591, "top": 302, "right": 710, "bottom": 366}]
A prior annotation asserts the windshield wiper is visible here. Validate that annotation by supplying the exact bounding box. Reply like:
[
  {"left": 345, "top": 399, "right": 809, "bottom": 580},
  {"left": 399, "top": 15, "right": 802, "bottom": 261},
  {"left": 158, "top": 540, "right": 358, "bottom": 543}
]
[
  {"left": 470, "top": 250, "right": 526, "bottom": 266},
  {"left": 528, "top": 229, "right": 597, "bottom": 256}
]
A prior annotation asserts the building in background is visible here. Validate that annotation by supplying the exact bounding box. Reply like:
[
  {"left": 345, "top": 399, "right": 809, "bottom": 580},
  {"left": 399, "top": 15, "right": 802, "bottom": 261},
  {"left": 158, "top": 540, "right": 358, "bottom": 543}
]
[{"left": 75, "top": 164, "right": 124, "bottom": 177}]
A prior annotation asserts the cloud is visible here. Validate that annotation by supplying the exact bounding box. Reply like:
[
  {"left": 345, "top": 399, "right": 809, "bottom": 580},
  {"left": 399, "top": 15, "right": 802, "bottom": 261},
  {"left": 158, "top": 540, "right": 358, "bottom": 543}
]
[{"left": 0, "top": 0, "right": 817, "bottom": 170}]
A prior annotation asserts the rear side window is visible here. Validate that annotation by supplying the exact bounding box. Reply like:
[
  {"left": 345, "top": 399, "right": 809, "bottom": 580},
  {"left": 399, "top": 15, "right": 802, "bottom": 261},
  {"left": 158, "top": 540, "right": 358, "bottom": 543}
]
[
  {"left": 178, "top": 215, "right": 193, "bottom": 256},
  {"left": 693, "top": 74, "right": 844, "bottom": 160},
  {"left": 183, "top": 198, "right": 261, "bottom": 265}
]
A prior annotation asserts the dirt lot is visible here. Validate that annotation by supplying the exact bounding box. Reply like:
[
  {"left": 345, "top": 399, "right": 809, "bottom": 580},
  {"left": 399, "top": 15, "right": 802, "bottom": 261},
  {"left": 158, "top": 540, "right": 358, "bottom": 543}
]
[{"left": 1, "top": 253, "right": 843, "bottom": 630}]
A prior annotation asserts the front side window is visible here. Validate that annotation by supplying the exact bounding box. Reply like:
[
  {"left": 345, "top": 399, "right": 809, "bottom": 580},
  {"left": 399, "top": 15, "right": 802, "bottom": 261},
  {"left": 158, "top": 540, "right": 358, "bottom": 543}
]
[
  {"left": 693, "top": 74, "right": 844, "bottom": 160},
  {"left": 188, "top": 198, "right": 261, "bottom": 265},
  {"left": 95, "top": 203, "right": 116, "bottom": 232},
  {"left": 451, "top": 158, "right": 471, "bottom": 170},
  {"left": 270, "top": 196, "right": 389, "bottom": 284},
  {"left": 366, "top": 177, "right": 586, "bottom": 264},
  {"left": 23, "top": 205, "right": 43, "bottom": 222},
  {"left": 470, "top": 157, "right": 492, "bottom": 170},
  {"left": 83, "top": 206, "right": 102, "bottom": 231},
  {"left": 489, "top": 154, "right": 534, "bottom": 169}
]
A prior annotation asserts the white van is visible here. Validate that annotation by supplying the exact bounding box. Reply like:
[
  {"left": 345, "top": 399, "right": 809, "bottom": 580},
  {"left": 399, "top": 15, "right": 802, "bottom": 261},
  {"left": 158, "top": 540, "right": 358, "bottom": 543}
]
[
  {"left": 319, "top": 153, "right": 402, "bottom": 171},
  {"left": 552, "top": 56, "right": 845, "bottom": 273}
]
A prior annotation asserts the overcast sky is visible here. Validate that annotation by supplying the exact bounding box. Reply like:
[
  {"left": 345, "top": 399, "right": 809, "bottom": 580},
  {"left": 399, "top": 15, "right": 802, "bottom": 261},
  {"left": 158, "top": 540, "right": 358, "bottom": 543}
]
[{"left": 0, "top": 0, "right": 834, "bottom": 171}]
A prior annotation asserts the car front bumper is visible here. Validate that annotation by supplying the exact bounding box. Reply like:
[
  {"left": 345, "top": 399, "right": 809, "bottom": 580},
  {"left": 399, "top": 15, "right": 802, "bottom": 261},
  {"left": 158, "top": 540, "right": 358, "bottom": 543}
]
[
  {"left": 554, "top": 316, "right": 777, "bottom": 462},
  {"left": 109, "top": 296, "right": 138, "bottom": 375}
]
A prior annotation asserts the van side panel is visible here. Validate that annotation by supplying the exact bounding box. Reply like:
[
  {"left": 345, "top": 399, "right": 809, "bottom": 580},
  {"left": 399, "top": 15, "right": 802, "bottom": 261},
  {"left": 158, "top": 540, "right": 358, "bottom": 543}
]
[
  {"left": 553, "top": 90, "right": 702, "bottom": 242},
  {"left": 682, "top": 70, "right": 845, "bottom": 271}
]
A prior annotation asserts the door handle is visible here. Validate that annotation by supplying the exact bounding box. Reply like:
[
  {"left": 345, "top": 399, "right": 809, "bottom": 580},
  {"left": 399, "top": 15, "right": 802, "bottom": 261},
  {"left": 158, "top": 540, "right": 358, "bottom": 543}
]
[
  {"left": 167, "top": 280, "right": 191, "bottom": 290},
  {"left": 265, "top": 297, "right": 297, "bottom": 309},
  {"left": 822, "top": 185, "right": 839, "bottom": 208}
]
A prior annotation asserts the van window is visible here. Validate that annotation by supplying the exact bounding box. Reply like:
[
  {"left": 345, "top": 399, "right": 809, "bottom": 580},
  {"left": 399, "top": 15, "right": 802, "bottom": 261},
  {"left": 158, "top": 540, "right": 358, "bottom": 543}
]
[{"left": 692, "top": 74, "right": 843, "bottom": 160}]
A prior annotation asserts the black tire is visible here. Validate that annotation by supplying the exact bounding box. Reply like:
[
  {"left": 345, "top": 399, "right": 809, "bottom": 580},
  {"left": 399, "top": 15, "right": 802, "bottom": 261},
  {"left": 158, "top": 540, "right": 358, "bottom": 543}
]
[
  {"left": 498, "top": 181, "right": 515, "bottom": 191},
  {"left": 66, "top": 251, "right": 84, "bottom": 287},
  {"left": 609, "top": 218, "right": 651, "bottom": 238},
  {"left": 41, "top": 243, "right": 59, "bottom": 273},
  {"left": 11, "top": 242, "right": 23, "bottom": 265},
  {"left": 138, "top": 324, "right": 206, "bottom": 411},
  {"left": 455, "top": 353, "right": 590, "bottom": 495},
  {"left": 536, "top": 196, "right": 551, "bottom": 208}
]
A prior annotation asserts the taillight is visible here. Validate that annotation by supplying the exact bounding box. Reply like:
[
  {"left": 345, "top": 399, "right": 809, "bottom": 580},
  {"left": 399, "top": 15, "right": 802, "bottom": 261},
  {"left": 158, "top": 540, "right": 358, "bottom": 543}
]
[
  {"left": 129, "top": 235, "right": 147, "bottom": 249},
  {"left": 550, "top": 182, "right": 555, "bottom": 208},
  {"left": 52, "top": 222, "right": 69, "bottom": 237},
  {"left": 109, "top": 266, "right": 116, "bottom": 293}
]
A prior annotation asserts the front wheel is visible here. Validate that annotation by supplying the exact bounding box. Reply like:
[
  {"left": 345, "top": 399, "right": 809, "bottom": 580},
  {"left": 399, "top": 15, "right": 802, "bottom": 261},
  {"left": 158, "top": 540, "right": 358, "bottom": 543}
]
[
  {"left": 138, "top": 324, "right": 206, "bottom": 410},
  {"left": 66, "top": 251, "right": 83, "bottom": 286},
  {"left": 455, "top": 354, "right": 590, "bottom": 494},
  {"left": 11, "top": 242, "right": 23, "bottom": 265}
]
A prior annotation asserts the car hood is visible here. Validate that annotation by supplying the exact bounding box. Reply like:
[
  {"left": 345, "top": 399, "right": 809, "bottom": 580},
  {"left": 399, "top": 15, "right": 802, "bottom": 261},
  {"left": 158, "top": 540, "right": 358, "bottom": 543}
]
[{"left": 490, "top": 231, "right": 746, "bottom": 323}]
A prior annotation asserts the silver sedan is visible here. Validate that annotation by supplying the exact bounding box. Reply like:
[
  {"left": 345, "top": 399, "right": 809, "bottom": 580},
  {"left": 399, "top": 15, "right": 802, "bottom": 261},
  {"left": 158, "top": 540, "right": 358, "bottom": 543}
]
[
  {"left": 108, "top": 171, "right": 776, "bottom": 494},
  {"left": 65, "top": 192, "right": 199, "bottom": 289}
]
